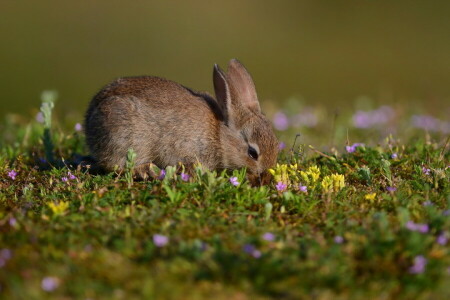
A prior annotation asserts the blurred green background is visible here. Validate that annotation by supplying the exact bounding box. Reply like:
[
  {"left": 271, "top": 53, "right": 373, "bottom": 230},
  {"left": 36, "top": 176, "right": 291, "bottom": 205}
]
[{"left": 1, "top": 0, "right": 450, "bottom": 119}]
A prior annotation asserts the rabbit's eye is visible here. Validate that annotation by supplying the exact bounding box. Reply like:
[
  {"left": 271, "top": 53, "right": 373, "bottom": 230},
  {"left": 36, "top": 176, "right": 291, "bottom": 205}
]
[{"left": 248, "top": 146, "right": 259, "bottom": 160}]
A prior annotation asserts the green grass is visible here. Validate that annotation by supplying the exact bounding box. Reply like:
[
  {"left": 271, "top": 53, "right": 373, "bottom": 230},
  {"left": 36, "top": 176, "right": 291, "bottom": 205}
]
[{"left": 0, "top": 103, "right": 449, "bottom": 299}]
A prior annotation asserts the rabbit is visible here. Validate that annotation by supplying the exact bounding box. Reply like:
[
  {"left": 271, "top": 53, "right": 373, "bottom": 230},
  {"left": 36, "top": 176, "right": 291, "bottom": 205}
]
[{"left": 84, "top": 59, "right": 279, "bottom": 183}]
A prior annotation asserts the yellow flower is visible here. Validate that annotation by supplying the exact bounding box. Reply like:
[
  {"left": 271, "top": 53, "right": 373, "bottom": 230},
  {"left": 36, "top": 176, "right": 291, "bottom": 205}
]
[
  {"left": 48, "top": 201, "right": 69, "bottom": 216},
  {"left": 299, "top": 165, "right": 321, "bottom": 187},
  {"left": 365, "top": 193, "right": 377, "bottom": 201},
  {"left": 321, "top": 173, "right": 345, "bottom": 193},
  {"left": 268, "top": 163, "right": 291, "bottom": 186},
  {"left": 331, "top": 174, "right": 345, "bottom": 192},
  {"left": 321, "top": 175, "right": 333, "bottom": 193}
]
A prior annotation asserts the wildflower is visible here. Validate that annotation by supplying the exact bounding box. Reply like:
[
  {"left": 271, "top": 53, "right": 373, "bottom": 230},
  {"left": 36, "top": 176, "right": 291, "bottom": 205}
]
[
  {"left": 299, "top": 185, "right": 307, "bottom": 193},
  {"left": 9, "top": 217, "right": 17, "bottom": 227},
  {"left": 0, "top": 249, "right": 12, "bottom": 260},
  {"left": 346, "top": 143, "right": 364, "bottom": 153},
  {"left": 352, "top": 106, "right": 395, "bottom": 128},
  {"left": 41, "top": 276, "right": 60, "bottom": 292},
  {"left": 269, "top": 164, "right": 292, "bottom": 186},
  {"left": 273, "top": 112, "right": 289, "bottom": 131},
  {"left": 406, "top": 221, "right": 429, "bottom": 233},
  {"left": 423, "top": 201, "right": 433, "bottom": 207},
  {"left": 67, "top": 171, "right": 76, "bottom": 180},
  {"left": 243, "top": 244, "right": 261, "bottom": 259},
  {"left": 229, "top": 176, "right": 239, "bottom": 186},
  {"left": 422, "top": 167, "right": 431, "bottom": 175},
  {"left": 300, "top": 165, "right": 321, "bottom": 187},
  {"left": 334, "top": 236, "right": 344, "bottom": 244},
  {"left": 386, "top": 186, "right": 397, "bottom": 192},
  {"left": 7, "top": 170, "right": 17, "bottom": 180},
  {"left": 153, "top": 234, "right": 169, "bottom": 247},
  {"left": 48, "top": 201, "right": 69, "bottom": 216},
  {"left": 444, "top": 210, "right": 450, "bottom": 216},
  {"left": 437, "top": 233, "right": 448, "bottom": 245},
  {"left": 180, "top": 172, "right": 190, "bottom": 182},
  {"left": 276, "top": 181, "right": 287, "bottom": 192},
  {"left": 391, "top": 153, "right": 398, "bottom": 159},
  {"left": 35, "top": 112, "right": 45, "bottom": 123},
  {"left": 321, "top": 176, "right": 333, "bottom": 193},
  {"left": 74, "top": 123, "right": 82, "bottom": 132},
  {"left": 157, "top": 169, "right": 166, "bottom": 180},
  {"left": 365, "top": 193, "right": 377, "bottom": 201},
  {"left": 278, "top": 142, "right": 286, "bottom": 150},
  {"left": 321, "top": 173, "right": 345, "bottom": 193},
  {"left": 262, "top": 232, "right": 275, "bottom": 242},
  {"left": 409, "top": 255, "right": 427, "bottom": 274},
  {"left": 61, "top": 176, "right": 68, "bottom": 182}
]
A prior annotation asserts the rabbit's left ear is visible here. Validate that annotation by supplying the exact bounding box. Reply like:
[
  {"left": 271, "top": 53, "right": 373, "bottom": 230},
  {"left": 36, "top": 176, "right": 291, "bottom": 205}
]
[
  {"left": 226, "top": 59, "right": 260, "bottom": 112},
  {"left": 213, "top": 63, "right": 232, "bottom": 126}
]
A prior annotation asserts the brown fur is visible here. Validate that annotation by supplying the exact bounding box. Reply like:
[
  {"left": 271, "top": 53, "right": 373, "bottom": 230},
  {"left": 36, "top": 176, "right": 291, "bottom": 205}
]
[{"left": 84, "top": 59, "right": 278, "bottom": 180}]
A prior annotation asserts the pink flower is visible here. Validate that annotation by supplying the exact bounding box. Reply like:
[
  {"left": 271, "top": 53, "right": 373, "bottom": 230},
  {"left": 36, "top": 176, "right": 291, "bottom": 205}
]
[
  {"left": 334, "top": 236, "right": 344, "bottom": 244},
  {"left": 422, "top": 167, "right": 431, "bottom": 175},
  {"left": 406, "top": 221, "right": 429, "bottom": 233},
  {"left": 8, "top": 170, "right": 17, "bottom": 180},
  {"left": 230, "top": 177, "right": 239, "bottom": 186},
  {"left": 278, "top": 142, "right": 286, "bottom": 150},
  {"left": 158, "top": 170, "right": 166, "bottom": 180},
  {"left": 180, "top": 172, "right": 190, "bottom": 182},
  {"left": 273, "top": 112, "right": 289, "bottom": 131},
  {"left": 74, "top": 123, "right": 82, "bottom": 132},
  {"left": 409, "top": 255, "right": 427, "bottom": 274},
  {"left": 391, "top": 153, "right": 398, "bottom": 159},
  {"left": 299, "top": 185, "right": 307, "bottom": 193},
  {"left": 276, "top": 181, "right": 287, "bottom": 192},
  {"left": 153, "top": 234, "right": 169, "bottom": 247},
  {"left": 262, "top": 232, "right": 275, "bottom": 242},
  {"left": 61, "top": 177, "right": 68, "bottom": 182},
  {"left": 41, "top": 276, "right": 60, "bottom": 292},
  {"left": 437, "top": 233, "right": 448, "bottom": 245},
  {"left": 67, "top": 172, "right": 76, "bottom": 180}
]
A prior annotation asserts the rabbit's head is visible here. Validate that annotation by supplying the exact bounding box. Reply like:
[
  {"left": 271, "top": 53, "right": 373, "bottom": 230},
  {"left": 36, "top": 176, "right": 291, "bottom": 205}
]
[{"left": 213, "top": 59, "right": 278, "bottom": 180}]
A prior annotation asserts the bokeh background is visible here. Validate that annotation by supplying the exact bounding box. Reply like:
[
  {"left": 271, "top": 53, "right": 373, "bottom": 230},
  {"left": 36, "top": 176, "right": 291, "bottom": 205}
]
[{"left": 1, "top": 0, "right": 450, "bottom": 121}]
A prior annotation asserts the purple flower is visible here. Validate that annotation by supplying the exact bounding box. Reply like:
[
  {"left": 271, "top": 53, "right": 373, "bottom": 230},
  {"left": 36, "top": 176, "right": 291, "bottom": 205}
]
[
  {"left": 67, "top": 172, "right": 76, "bottom": 180},
  {"left": 299, "top": 185, "right": 307, "bottom": 193},
  {"left": 346, "top": 143, "right": 364, "bottom": 153},
  {"left": 35, "top": 112, "right": 44, "bottom": 123},
  {"left": 0, "top": 249, "right": 12, "bottom": 260},
  {"left": 444, "top": 210, "right": 450, "bottom": 216},
  {"left": 157, "top": 169, "right": 166, "bottom": 180},
  {"left": 406, "top": 221, "right": 429, "bottom": 233},
  {"left": 61, "top": 177, "right": 68, "bottom": 182},
  {"left": 180, "top": 172, "right": 190, "bottom": 182},
  {"left": 273, "top": 112, "right": 289, "bottom": 131},
  {"left": 290, "top": 110, "right": 318, "bottom": 128},
  {"left": 9, "top": 217, "right": 17, "bottom": 227},
  {"left": 422, "top": 167, "right": 431, "bottom": 175},
  {"left": 230, "top": 176, "right": 239, "bottom": 186},
  {"left": 41, "top": 276, "right": 60, "bottom": 292},
  {"left": 409, "top": 255, "right": 427, "bottom": 274},
  {"left": 386, "top": 186, "right": 397, "bottom": 192},
  {"left": 423, "top": 201, "right": 433, "bottom": 207},
  {"left": 411, "top": 115, "right": 440, "bottom": 132},
  {"left": 276, "top": 181, "right": 287, "bottom": 192},
  {"left": 391, "top": 153, "right": 398, "bottom": 159},
  {"left": 74, "top": 123, "right": 82, "bottom": 132},
  {"left": 7, "top": 170, "right": 17, "bottom": 180},
  {"left": 334, "top": 235, "right": 344, "bottom": 244},
  {"left": 437, "top": 233, "right": 448, "bottom": 245},
  {"left": 153, "top": 234, "right": 169, "bottom": 247},
  {"left": 278, "top": 142, "right": 286, "bottom": 150},
  {"left": 262, "top": 232, "right": 275, "bottom": 242},
  {"left": 243, "top": 244, "right": 261, "bottom": 259},
  {"left": 352, "top": 106, "right": 395, "bottom": 128}
]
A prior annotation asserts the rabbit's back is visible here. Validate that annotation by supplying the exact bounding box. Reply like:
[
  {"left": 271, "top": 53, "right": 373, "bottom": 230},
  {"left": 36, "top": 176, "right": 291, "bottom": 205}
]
[{"left": 85, "top": 76, "right": 223, "bottom": 170}]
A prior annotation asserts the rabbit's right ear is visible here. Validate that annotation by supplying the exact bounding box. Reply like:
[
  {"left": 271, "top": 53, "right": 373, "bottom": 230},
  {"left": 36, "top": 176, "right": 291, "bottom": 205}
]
[{"left": 213, "top": 64, "right": 232, "bottom": 127}]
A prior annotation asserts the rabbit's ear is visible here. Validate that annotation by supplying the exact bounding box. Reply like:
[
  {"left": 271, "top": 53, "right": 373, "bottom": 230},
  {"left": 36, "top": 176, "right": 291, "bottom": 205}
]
[
  {"left": 213, "top": 64, "right": 231, "bottom": 126},
  {"left": 227, "top": 59, "right": 261, "bottom": 112}
]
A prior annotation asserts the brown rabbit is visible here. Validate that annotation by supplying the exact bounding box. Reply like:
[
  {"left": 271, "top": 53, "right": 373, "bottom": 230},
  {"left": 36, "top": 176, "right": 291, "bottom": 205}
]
[{"left": 84, "top": 59, "right": 278, "bottom": 182}]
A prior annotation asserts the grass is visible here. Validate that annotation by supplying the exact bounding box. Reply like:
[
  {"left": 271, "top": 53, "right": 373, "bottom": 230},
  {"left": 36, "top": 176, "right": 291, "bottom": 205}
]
[{"left": 0, "top": 96, "right": 449, "bottom": 299}]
